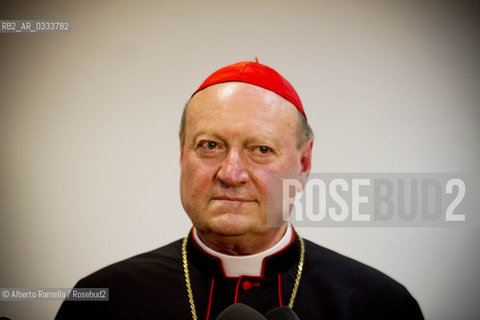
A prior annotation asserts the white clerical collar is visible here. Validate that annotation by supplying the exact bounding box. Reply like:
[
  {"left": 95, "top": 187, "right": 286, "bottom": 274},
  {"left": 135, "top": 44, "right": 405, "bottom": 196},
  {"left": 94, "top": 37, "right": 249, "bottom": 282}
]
[{"left": 192, "top": 224, "right": 293, "bottom": 277}]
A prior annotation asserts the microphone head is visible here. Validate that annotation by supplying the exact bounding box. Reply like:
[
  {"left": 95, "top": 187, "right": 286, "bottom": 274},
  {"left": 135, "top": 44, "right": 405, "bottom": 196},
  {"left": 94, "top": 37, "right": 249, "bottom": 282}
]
[
  {"left": 216, "top": 303, "right": 267, "bottom": 320},
  {"left": 264, "top": 306, "right": 300, "bottom": 320}
]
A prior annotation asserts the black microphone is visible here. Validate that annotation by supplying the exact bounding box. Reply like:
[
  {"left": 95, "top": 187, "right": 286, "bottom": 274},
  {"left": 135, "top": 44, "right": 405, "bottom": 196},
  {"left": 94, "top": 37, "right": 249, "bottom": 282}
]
[
  {"left": 216, "top": 303, "right": 267, "bottom": 320},
  {"left": 264, "top": 306, "right": 300, "bottom": 320}
]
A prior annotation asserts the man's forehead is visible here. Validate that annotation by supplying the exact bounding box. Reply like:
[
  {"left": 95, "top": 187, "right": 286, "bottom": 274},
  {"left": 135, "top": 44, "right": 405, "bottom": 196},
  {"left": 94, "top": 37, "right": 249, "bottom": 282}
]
[
  {"left": 188, "top": 82, "right": 299, "bottom": 122},
  {"left": 191, "top": 82, "right": 288, "bottom": 107},
  {"left": 184, "top": 83, "right": 299, "bottom": 145}
]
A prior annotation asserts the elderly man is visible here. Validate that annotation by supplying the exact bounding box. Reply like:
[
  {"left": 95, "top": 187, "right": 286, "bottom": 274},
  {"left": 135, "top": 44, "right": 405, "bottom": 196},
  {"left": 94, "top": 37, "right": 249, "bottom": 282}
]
[{"left": 56, "top": 61, "right": 423, "bottom": 319}]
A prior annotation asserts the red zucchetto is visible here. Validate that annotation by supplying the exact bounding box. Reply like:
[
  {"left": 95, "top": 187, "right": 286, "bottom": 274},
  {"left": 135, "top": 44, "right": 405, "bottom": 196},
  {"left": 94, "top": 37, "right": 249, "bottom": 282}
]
[{"left": 192, "top": 60, "right": 306, "bottom": 119}]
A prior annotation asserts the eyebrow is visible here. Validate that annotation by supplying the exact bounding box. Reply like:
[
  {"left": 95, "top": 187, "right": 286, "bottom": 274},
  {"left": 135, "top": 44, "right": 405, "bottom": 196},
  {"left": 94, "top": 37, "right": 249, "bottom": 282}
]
[{"left": 244, "top": 135, "right": 278, "bottom": 146}]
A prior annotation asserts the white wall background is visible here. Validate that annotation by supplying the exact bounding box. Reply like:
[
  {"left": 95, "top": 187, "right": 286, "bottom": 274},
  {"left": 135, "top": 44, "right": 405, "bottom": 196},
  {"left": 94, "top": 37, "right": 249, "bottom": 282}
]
[{"left": 1, "top": 0, "right": 479, "bottom": 319}]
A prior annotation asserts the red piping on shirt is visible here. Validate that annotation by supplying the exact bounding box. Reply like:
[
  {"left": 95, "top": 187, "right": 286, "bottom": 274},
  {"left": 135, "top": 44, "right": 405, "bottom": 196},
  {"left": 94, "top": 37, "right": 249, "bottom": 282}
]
[
  {"left": 234, "top": 276, "right": 242, "bottom": 304},
  {"left": 277, "top": 273, "right": 283, "bottom": 306},
  {"left": 206, "top": 277, "right": 214, "bottom": 320}
]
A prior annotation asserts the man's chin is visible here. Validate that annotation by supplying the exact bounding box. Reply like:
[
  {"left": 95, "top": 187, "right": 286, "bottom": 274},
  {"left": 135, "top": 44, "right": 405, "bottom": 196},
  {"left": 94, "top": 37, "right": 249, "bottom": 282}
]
[{"left": 208, "top": 215, "right": 257, "bottom": 237}]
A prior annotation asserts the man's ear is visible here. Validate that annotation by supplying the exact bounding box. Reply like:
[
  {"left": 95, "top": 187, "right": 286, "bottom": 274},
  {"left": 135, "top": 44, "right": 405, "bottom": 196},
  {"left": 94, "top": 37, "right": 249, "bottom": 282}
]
[
  {"left": 298, "top": 139, "right": 313, "bottom": 188},
  {"left": 179, "top": 137, "right": 185, "bottom": 165}
]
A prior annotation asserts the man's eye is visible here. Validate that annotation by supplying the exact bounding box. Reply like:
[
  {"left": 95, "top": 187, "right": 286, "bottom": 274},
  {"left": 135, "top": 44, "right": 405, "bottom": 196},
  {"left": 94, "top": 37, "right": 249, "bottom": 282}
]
[
  {"left": 201, "top": 141, "right": 218, "bottom": 150},
  {"left": 256, "top": 146, "right": 272, "bottom": 154}
]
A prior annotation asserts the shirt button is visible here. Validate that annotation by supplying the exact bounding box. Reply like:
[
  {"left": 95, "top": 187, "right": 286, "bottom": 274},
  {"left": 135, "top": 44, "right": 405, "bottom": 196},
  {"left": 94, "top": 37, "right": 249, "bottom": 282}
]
[
  {"left": 242, "top": 281, "right": 260, "bottom": 291},
  {"left": 242, "top": 281, "right": 252, "bottom": 291}
]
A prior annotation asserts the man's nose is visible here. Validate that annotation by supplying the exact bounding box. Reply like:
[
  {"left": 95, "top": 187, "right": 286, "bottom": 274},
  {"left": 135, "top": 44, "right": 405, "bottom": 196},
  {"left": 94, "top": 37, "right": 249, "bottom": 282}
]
[{"left": 216, "top": 149, "right": 249, "bottom": 187}]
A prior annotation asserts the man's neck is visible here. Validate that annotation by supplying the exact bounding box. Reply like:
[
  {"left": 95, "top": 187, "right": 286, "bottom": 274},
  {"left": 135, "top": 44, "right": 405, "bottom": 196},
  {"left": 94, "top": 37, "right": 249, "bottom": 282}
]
[
  {"left": 194, "top": 224, "right": 289, "bottom": 256},
  {"left": 192, "top": 224, "right": 293, "bottom": 277}
]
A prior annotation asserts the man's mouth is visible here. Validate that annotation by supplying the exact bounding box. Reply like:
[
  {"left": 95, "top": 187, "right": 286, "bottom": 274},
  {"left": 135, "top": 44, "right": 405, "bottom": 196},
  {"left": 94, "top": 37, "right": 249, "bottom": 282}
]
[{"left": 212, "top": 196, "right": 253, "bottom": 202}]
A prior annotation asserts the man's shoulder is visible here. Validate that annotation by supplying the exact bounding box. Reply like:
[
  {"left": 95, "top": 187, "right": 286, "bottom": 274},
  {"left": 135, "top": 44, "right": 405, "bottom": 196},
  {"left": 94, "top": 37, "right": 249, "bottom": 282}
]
[
  {"left": 302, "top": 238, "right": 407, "bottom": 290},
  {"left": 301, "top": 238, "right": 423, "bottom": 319},
  {"left": 56, "top": 239, "right": 191, "bottom": 319},
  {"left": 76, "top": 238, "right": 184, "bottom": 288},
  {"left": 303, "top": 238, "right": 396, "bottom": 283}
]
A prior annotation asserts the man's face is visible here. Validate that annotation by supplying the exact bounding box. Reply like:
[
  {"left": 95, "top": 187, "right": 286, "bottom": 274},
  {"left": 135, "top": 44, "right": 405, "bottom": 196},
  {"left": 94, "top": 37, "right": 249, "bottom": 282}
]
[{"left": 180, "top": 82, "right": 312, "bottom": 239}]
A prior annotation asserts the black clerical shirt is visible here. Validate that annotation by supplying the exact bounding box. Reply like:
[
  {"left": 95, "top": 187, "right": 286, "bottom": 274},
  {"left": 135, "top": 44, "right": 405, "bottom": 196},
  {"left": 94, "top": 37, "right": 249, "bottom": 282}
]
[{"left": 56, "top": 230, "right": 423, "bottom": 319}]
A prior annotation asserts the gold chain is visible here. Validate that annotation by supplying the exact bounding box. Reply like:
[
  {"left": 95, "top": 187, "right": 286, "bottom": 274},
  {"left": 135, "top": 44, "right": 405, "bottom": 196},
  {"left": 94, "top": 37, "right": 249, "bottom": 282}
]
[
  {"left": 181, "top": 232, "right": 304, "bottom": 319},
  {"left": 182, "top": 236, "right": 198, "bottom": 320},
  {"left": 288, "top": 232, "right": 304, "bottom": 308}
]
